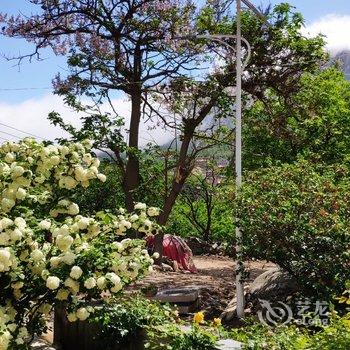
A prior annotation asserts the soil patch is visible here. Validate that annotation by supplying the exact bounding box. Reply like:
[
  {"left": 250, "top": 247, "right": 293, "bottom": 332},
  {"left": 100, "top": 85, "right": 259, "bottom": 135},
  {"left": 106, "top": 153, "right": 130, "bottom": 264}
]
[{"left": 130, "top": 256, "right": 276, "bottom": 318}]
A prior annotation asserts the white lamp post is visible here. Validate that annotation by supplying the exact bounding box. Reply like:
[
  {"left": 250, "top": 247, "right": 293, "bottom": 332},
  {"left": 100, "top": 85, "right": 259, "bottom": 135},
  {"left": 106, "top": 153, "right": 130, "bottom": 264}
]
[
  {"left": 235, "top": 0, "right": 244, "bottom": 319},
  {"left": 173, "top": 0, "right": 267, "bottom": 319}
]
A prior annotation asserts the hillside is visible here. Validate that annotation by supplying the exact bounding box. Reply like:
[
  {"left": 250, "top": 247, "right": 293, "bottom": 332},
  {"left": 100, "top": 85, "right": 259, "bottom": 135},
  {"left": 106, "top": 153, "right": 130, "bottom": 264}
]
[{"left": 334, "top": 50, "right": 350, "bottom": 80}]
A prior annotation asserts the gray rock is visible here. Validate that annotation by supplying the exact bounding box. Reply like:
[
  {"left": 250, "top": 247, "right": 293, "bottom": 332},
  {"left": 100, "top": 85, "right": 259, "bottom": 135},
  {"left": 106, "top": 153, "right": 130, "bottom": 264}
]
[
  {"left": 31, "top": 338, "right": 56, "bottom": 350},
  {"left": 216, "top": 339, "right": 242, "bottom": 349},
  {"left": 161, "top": 263, "right": 174, "bottom": 272},
  {"left": 250, "top": 267, "right": 298, "bottom": 300},
  {"left": 221, "top": 268, "right": 298, "bottom": 322}
]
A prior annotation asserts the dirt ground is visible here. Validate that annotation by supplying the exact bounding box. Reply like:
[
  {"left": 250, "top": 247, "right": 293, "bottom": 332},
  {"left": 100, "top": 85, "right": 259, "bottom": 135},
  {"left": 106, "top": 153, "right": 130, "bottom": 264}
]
[
  {"left": 41, "top": 256, "right": 275, "bottom": 346},
  {"left": 131, "top": 256, "right": 276, "bottom": 318}
]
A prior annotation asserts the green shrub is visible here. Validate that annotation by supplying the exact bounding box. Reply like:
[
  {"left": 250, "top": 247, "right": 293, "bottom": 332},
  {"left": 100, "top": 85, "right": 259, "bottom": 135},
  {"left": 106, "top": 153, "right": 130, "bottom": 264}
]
[
  {"left": 229, "top": 314, "right": 350, "bottom": 350},
  {"left": 146, "top": 324, "right": 218, "bottom": 350},
  {"left": 237, "top": 160, "right": 350, "bottom": 298},
  {"left": 90, "top": 295, "right": 218, "bottom": 350},
  {"left": 89, "top": 296, "right": 175, "bottom": 347},
  {"left": 167, "top": 184, "right": 234, "bottom": 243}
]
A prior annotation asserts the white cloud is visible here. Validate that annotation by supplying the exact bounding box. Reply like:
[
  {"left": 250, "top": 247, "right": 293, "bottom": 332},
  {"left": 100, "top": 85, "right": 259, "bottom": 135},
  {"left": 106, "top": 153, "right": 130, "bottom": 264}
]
[
  {"left": 0, "top": 94, "right": 174, "bottom": 147},
  {"left": 303, "top": 14, "right": 350, "bottom": 54}
]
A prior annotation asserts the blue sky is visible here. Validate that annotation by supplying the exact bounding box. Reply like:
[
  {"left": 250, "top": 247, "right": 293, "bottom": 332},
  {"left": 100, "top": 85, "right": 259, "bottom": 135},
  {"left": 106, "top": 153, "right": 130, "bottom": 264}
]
[
  {"left": 0, "top": 0, "right": 350, "bottom": 142},
  {"left": 267, "top": 0, "right": 350, "bottom": 21},
  {"left": 1, "top": 0, "right": 350, "bottom": 103}
]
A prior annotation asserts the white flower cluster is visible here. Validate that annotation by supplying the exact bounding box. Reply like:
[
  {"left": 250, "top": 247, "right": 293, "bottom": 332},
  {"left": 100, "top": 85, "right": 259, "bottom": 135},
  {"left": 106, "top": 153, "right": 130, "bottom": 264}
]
[
  {"left": 0, "top": 138, "right": 104, "bottom": 213},
  {"left": 0, "top": 303, "right": 28, "bottom": 349},
  {"left": 0, "top": 139, "right": 159, "bottom": 350}
]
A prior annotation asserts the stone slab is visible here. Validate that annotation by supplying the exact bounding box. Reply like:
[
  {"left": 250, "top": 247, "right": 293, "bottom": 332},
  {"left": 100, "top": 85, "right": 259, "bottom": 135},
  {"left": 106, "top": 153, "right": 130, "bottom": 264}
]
[
  {"left": 30, "top": 338, "right": 56, "bottom": 350},
  {"left": 216, "top": 339, "right": 242, "bottom": 349}
]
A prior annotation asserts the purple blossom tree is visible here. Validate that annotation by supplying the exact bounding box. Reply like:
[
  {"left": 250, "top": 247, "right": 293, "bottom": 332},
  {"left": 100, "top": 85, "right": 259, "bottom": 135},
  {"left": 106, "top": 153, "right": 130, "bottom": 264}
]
[
  {"left": 1, "top": 1, "right": 327, "bottom": 260},
  {"left": 1, "top": 0, "right": 200, "bottom": 212}
]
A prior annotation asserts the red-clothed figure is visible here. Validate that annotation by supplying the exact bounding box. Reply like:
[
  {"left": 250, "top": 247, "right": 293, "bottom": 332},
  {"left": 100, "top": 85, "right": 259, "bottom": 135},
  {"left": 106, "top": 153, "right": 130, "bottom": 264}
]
[{"left": 146, "top": 234, "right": 197, "bottom": 273}]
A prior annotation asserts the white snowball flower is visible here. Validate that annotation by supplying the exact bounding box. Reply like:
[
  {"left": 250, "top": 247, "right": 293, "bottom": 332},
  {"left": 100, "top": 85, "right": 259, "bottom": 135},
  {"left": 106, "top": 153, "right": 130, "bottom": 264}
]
[
  {"left": 1, "top": 198, "right": 15, "bottom": 212},
  {"left": 31, "top": 249, "right": 44, "bottom": 262},
  {"left": 77, "top": 217, "right": 90, "bottom": 230},
  {"left": 10, "top": 228, "right": 22, "bottom": 242},
  {"left": 0, "top": 330, "right": 12, "bottom": 350},
  {"left": 70, "top": 266, "right": 83, "bottom": 280},
  {"left": 64, "top": 277, "right": 80, "bottom": 295},
  {"left": 67, "top": 312, "right": 78, "bottom": 322},
  {"left": 11, "top": 165, "right": 25, "bottom": 178},
  {"left": 134, "top": 202, "right": 147, "bottom": 210},
  {"left": 0, "top": 248, "right": 12, "bottom": 272},
  {"left": 56, "top": 289, "right": 70, "bottom": 301},
  {"left": 46, "top": 276, "right": 61, "bottom": 290},
  {"left": 58, "top": 225, "right": 69, "bottom": 236},
  {"left": 4, "top": 152, "right": 15, "bottom": 163},
  {"left": 61, "top": 251, "right": 77, "bottom": 265},
  {"left": 50, "top": 256, "right": 61, "bottom": 268},
  {"left": 83, "top": 153, "right": 92, "bottom": 164},
  {"left": 96, "top": 276, "right": 106, "bottom": 290},
  {"left": 147, "top": 207, "right": 160, "bottom": 217},
  {"left": 0, "top": 218, "right": 13, "bottom": 229},
  {"left": 50, "top": 155, "right": 60, "bottom": 166},
  {"left": 68, "top": 203, "right": 79, "bottom": 215},
  {"left": 112, "top": 242, "right": 123, "bottom": 253},
  {"left": 38, "top": 220, "right": 51, "bottom": 230},
  {"left": 106, "top": 272, "right": 121, "bottom": 286},
  {"left": 56, "top": 235, "right": 74, "bottom": 251},
  {"left": 15, "top": 188, "right": 27, "bottom": 200},
  {"left": 76, "top": 307, "right": 90, "bottom": 321},
  {"left": 97, "top": 173, "right": 107, "bottom": 182},
  {"left": 120, "top": 220, "right": 132, "bottom": 229},
  {"left": 14, "top": 217, "right": 26, "bottom": 229},
  {"left": 84, "top": 277, "right": 96, "bottom": 290}
]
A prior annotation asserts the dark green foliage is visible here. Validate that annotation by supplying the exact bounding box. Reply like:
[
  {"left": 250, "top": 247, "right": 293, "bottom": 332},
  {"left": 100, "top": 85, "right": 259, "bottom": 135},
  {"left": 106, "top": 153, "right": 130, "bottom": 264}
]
[
  {"left": 237, "top": 160, "right": 350, "bottom": 298},
  {"left": 146, "top": 324, "right": 218, "bottom": 350},
  {"left": 244, "top": 68, "right": 350, "bottom": 169},
  {"left": 90, "top": 296, "right": 174, "bottom": 348},
  {"left": 167, "top": 184, "right": 234, "bottom": 243},
  {"left": 89, "top": 296, "right": 218, "bottom": 350},
  {"left": 229, "top": 314, "right": 350, "bottom": 350},
  {"left": 74, "top": 162, "right": 124, "bottom": 214},
  {"left": 74, "top": 153, "right": 167, "bottom": 215}
]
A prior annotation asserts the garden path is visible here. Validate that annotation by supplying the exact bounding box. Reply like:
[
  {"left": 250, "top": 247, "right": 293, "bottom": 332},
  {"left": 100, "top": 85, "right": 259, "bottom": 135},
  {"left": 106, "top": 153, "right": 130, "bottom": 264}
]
[
  {"left": 130, "top": 256, "right": 275, "bottom": 318},
  {"left": 37, "top": 256, "right": 275, "bottom": 349}
]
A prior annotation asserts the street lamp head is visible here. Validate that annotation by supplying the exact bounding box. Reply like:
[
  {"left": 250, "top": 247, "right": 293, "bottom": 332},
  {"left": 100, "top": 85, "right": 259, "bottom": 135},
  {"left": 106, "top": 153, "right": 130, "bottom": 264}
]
[{"left": 241, "top": 0, "right": 270, "bottom": 24}]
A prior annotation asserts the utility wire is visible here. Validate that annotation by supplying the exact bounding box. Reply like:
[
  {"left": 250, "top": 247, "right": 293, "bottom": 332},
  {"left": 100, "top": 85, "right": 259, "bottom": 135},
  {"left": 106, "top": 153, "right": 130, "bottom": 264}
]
[
  {"left": 0, "top": 122, "right": 46, "bottom": 140},
  {"left": 0, "top": 87, "right": 51, "bottom": 91},
  {"left": 0, "top": 130, "right": 22, "bottom": 139}
]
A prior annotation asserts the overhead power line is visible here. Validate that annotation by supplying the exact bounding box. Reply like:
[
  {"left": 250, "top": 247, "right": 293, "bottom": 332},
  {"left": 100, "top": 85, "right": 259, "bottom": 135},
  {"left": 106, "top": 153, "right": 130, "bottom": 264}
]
[
  {"left": 0, "top": 130, "right": 22, "bottom": 139},
  {"left": 0, "top": 122, "right": 46, "bottom": 140},
  {"left": 0, "top": 87, "right": 51, "bottom": 91}
]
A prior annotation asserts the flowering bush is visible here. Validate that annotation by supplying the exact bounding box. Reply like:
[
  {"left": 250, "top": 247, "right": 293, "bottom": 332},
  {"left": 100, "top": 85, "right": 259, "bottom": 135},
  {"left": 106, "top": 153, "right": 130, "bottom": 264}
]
[
  {"left": 0, "top": 138, "right": 158, "bottom": 349},
  {"left": 236, "top": 160, "right": 350, "bottom": 298}
]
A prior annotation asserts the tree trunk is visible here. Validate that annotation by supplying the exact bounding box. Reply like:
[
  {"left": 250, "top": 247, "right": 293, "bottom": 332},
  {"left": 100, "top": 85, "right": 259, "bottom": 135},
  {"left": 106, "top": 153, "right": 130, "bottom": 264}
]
[
  {"left": 123, "top": 43, "right": 142, "bottom": 212},
  {"left": 154, "top": 99, "right": 217, "bottom": 263},
  {"left": 124, "top": 90, "right": 142, "bottom": 211},
  {"left": 154, "top": 131, "right": 194, "bottom": 263}
]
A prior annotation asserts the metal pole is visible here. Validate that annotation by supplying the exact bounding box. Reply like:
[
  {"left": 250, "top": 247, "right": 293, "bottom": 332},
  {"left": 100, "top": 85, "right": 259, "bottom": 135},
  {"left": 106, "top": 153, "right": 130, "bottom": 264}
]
[{"left": 235, "top": 0, "right": 245, "bottom": 319}]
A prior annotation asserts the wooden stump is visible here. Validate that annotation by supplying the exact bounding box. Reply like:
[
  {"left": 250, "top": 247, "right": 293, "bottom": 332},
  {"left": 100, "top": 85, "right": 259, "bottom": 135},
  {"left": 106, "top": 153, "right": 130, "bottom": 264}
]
[{"left": 54, "top": 306, "right": 145, "bottom": 350}]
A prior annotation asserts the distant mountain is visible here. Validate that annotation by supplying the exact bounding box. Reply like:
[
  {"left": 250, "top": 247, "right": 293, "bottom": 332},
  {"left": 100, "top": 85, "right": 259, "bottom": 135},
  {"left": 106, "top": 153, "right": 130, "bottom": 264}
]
[{"left": 333, "top": 51, "right": 350, "bottom": 80}]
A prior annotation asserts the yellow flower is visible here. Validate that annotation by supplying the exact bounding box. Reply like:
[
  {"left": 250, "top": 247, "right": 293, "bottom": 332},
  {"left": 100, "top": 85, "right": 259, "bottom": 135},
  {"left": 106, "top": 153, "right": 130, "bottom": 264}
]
[
  {"left": 193, "top": 311, "right": 205, "bottom": 324},
  {"left": 213, "top": 318, "right": 222, "bottom": 327},
  {"left": 336, "top": 295, "right": 350, "bottom": 304}
]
